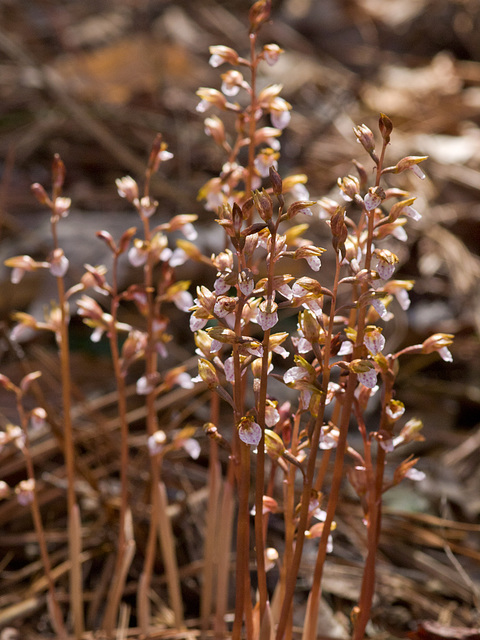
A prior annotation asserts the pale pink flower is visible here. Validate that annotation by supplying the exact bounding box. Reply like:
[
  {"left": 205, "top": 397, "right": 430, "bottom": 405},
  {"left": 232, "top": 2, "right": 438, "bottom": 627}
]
[
  {"left": 30, "top": 407, "right": 47, "bottom": 431},
  {"left": 320, "top": 425, "right": 339, "bottom": 450},
  {"left": 238, "top": 417, "right": 262, "bottom": 447},
  {"left": 364, "top": 328, "right": 385, "bottom": 355},
  {"left": 116, "top": 176, "right": 138, "bottom": 201},
  {"left": 54, "top": 197, "right": 71, "bottom": 218},
  {"left": 254, "top": 148, "right": 279, "bottom": 178},
  {"left": 403, "top": 204, "right": 422, "bottom": 221},
  {"left": 283, "top": 366, "right": 309, "bottom": 385},
  {"left": 270, "top": 98, "right": 291, "bottom": 130},
  {"left": 190, "top": 314, "right": 208, "bottom": 332},
  {"left": 263, "top": 44, "right": 283, "bottom": 66},
  {"left": 364, "top": 191, "right": 382, "bottom": 211},
  {"left": 208, "top": 45, "right": 239, "bottom": 67},
  {"left": 168, "top": 247, "right": 188, "bottom": 267},
  {"left": 136, "top": 375, "right": 156, "bottom": 395},
  {"left": 49, "top": 250, "right": 69, "bottom": 277},
  {"left": 370, "top": 297, "right": 389, "bottom": 319},
  {"left": 238, "top": 269, "right": 254, "bottom": 297},
  {"left": 172, "top": 290, "right": 194, "bottom": 312},
  {"left": 148, "top": 430, "right": 167, "bottom": 456},
  {"left": 358, "top": 369, "right": 378, "bottom": 389},
  {"left": 221, "top": 69, "right": 245, "bottom": 96},
  {"left": 214, "top": 276, "right": 230, "bottom": 295},
  {"left": 405, "top": 468, "right": 426, "bottom": 481},
  {"left": 256, "top": 301, "right": 278, "bottom": 331},
  {"left": 16, "top": 479, "right": 35, "bottom": 506},
  {"left": 438, "top": 346, "right": 453, "bottom": 362},
  {"left": 128, "top": 243, "right": 147, "bottom": 267},
  {"left": 182, "top": 438, "right": 201, "bottom": 460},
  {"left": 265, "top": 404, "right": 280, "bottom": 427}
]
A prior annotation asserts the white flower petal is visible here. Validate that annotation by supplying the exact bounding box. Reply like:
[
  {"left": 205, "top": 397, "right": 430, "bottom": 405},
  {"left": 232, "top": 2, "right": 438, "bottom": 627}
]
[{"left": 357, "top": 369, "right": 377, "bottom": 389}]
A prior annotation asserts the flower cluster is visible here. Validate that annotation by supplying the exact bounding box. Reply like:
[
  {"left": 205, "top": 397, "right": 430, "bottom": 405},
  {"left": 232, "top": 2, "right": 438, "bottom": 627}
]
[
  {"left": 0, "top": 2, "right": 456, "bottom": 638},
  {"left": 185, "top": 11, "right": 455, "bottom": 636}
]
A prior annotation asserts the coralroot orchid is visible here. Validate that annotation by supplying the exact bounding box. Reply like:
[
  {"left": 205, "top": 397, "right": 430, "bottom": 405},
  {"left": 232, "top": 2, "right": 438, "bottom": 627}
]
[{"left": 0, "top": 4, "right": 456, "bottom": 640}]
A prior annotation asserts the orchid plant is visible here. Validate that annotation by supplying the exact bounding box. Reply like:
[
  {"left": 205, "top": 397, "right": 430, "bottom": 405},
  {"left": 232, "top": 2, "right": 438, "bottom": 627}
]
[{"left": 0, "top": 1, "right": 454, "bottom": 639}]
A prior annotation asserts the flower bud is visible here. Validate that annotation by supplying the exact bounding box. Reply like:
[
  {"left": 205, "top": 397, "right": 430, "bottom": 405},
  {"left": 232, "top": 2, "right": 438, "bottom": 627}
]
[
  {"left": 398, "top": 418, "right": 424, "bottom": 444},
  {"left": 249, "top": 0, "right": 271, "bottom": 34},
  {"left": 299, "top": 309, "right": 321, "bottom": 344},
  {"left": 337, "top": 175, "right": 360, "bottom": 202},
  {"left": 268, "top": 166, "right": 282, "bottom": 196},
  {"left": 204, "top": 115, "right": 226, "bottom": 145},
  {"left": 19, "top": 371, "right": 42, "bottom": 394},
  {"left": 330, "top": 208, "right": 348, "bottom": 257},
  {"left": 379, "top": 113, "right": 393, "bottom": 143},
  {"left": 52, "top": 154, "right": 66, "bottom": 193},
  {"left": 264, "top": 429, "right": 285, "bottom": 460},
  {"left": 31, "top": 182, "right": 51, "bottom": 206},
  {"left": 353, "top": 123, "right": 376, "bottom": 156},
  {"left": 198, "top": 358, "right": 219, "bottom": 388},
  {"left": 253, "top": 188, "right": 273, "bottom": 222},
  {"left": 0, "top": 480, "right": 9, "bottom": 499},
  {"left": 118, "top": 227, "right": 137, "bottom": 254}
]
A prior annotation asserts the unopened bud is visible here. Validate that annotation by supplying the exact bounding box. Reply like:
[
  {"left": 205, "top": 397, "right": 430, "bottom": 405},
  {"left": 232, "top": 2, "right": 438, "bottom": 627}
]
[
  {"left": 299, "top": 309, "right": 321, "bottom": 344},
  {"left": 337, "top": 175, "right": 360, "bottom": 202},
  {"left": 249, "top": 0, "right": 271, "bottom": 33},
  {"left": 198, "top": 358, "right": 219, "bottom": 388},
  {"left": 269, "top": 166, "right": 283, "bottom": 196},
  {"left": 264, "top": 429, "right": 285, "bottom": 460},
  {"left": 253, "top": 189, "right": 273, "bottom": 222},
  {"left": 379, "top": 113, "right": 393, "bottom": 143},
  {"left": 52, "top": 154, "right": 66, "bottom": 194},
  {"left": 31, "top": 183, "right": 51, "bottom": 206},
  {"left": 353, "top": 123, "right": 376, "bottom": 155},
  {"left": 204, "top": 115, "right": 226, "bottom": 145}
]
